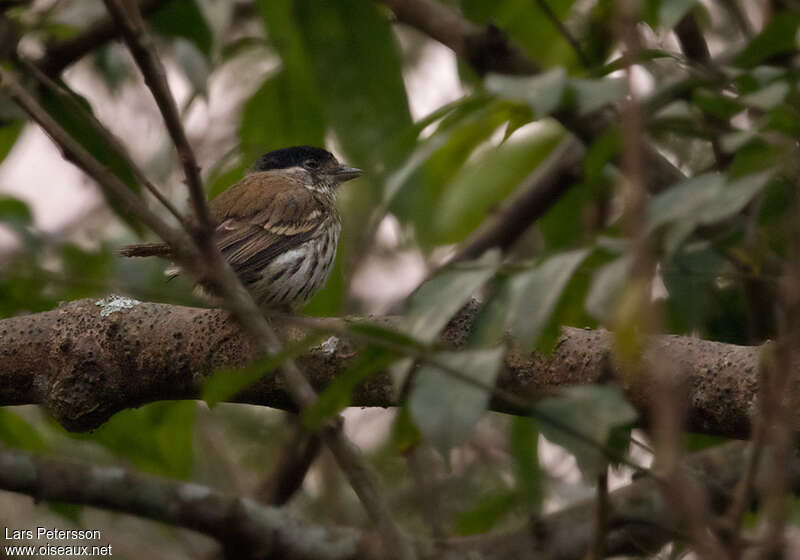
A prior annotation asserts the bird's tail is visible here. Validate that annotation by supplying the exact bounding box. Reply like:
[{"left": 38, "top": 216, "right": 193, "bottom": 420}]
[{"left": 118, "top": 242, "right": 172, "bottom": 258}]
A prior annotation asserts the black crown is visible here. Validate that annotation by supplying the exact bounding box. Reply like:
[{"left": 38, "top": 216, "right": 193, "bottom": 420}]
[{"left": 252, "top": 146, "right": 335, "bottom": 172}]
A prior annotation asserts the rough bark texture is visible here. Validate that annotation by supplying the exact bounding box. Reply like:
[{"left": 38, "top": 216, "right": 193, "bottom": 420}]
[
  {"left": 1, "top": 437, "right": 791, "bottom": 560},
  {"left": 0, "top": 297, "right": 775, "bottom": 437}
]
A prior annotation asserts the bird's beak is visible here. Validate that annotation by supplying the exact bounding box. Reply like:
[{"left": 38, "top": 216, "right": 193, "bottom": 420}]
[{"left": 333, "top": 165, "right": 363, "bottom": 182}]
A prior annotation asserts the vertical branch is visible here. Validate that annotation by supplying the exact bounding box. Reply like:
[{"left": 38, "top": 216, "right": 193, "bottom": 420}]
[
  {"left": 98, "top": 3, "right": 415, "bottom": 557},
  {"left": 757, "top": 147, "right": 800, "bottom": 557},
  {"left": 102, "top": 0, "right": 212, "bottom": 235},
  {"left": 614, "top": 3, "right": 726, "bottom": 558},
  {"left": 589, "top": 470, "right": 609, "bottom": 559}
]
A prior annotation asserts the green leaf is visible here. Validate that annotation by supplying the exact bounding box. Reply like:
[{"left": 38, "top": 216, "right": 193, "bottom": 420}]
[
  {"left": 391, "top": 101, "right": 522, "bottom": 248},
  {"left": 645, "top": 0, "right": 698, "bottom": 29},
  {"left": 647, "top": 171, "right": 773, "bottom": 254},
  {"left": 536, "top": 385, "right": 636, "bottom": 480},
  {"left": 487, "top": 68, "right": 568, "bottom": 118},
  {"left": 294, "top": 0, "right": 412, "bottom": 172},
  {"left": 586, "top": 255, "right": 630, "bottom": 321},
  {"left": 510, "top": 417, "right": 541, "bottom": 513},
  {"left": 662, "top": 245, "right": 728, "bottom": 334},
  {"left": 391, "top": 405, "right": 422, "bottom": 453},
  {"left": 173, "top": 38, "right": 209, "bottom": 95},
  {"left": 304, "top": 346, "right": 397, "bottom": 429},
  {"left": 568, "top": 78, "right": 623, "bottom": 116},
  {"left": 0, "top": 408, "right": 46, "bottom": 452},
  {"left": 149, "top": 0, "right": 213, "bottom": 56},
  {"left": 434, "top": 126, "right": 564, "bottom": 244},
  {"left": 468, "top": 275, "right": 514, "bottom": 347},
  {"left": 203, "top": 337, "right": 320, "bottom": 407},
  {"left": 403, "top": 250, "right": 501, "bottom": 343},
  {"left": 37, "top": 85, "right": 142, "bottom": 232},
  {"left": 740, "top": 81, "right": 790, "bottom": 110},
  {"left": 0, "top": 119, "right": 22, "bottom": 162},
  {"left": 239, "top": 72, "right": 325, "bottom": 163},
  {"left": 509, "top": 249, "right": 591, "bottom": 351},
  {"left": 75, "top": 401, "right": 196, "bottom": 479},
  {"left": 734, "top": 12, "right": 800, "bottom": 68},
  {"left": 244, "top": 0, "right": 326, "bottom": 163},
  {"left": 409, "top": 347, "right": 505, "bottom": 453},
  {"left": 454, "top": 490, "right": 519, "bottom": 536},
  {"left": 692, "top": 89, "right": 744, "bottom": 120},
  {"left": 0, "top": 196, "right": 32, "bottom": 225},
  {"left": 462, "top": 0, "right": 579, "bottom": 68}
]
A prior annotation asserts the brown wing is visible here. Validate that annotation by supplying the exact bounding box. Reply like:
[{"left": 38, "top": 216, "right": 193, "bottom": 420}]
[{"left": 209, "top": 172, "right": 326, "bottom": 282}]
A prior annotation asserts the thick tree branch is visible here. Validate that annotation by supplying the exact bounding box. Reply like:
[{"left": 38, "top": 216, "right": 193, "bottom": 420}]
[
  {"left": 12, "top": 17, "right": 414, "bottom": 556},
  {"left": 0, "top": 298, "right": 771, "bottom": 439},
  {"left": 1, "top": 438, "right": 792, "bottom": 560},
  {"left": 451, "top": 440, "right": 800, "bottom": 560},
  {"left": 0, "top": 444, "right": 377, "bottom": 560}
]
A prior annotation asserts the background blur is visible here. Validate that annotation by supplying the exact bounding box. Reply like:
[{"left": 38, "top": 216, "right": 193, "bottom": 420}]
[{"left": 1, "top": 0, "right": 799, "bottom": 558}]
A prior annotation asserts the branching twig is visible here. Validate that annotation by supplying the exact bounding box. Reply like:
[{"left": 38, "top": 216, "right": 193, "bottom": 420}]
[
  {"left": 256, "top": 418, "right": 322, "bottom": 506},
  {"left": 0, "top": 68, "right": 190, "bottom": 255},
  {"left": 99, "top": 3, "right": 415, "bottom": 557},
  {"left": 102, "top": 0, "right": 212, "bottom": 234},
  {"left": 8, "top": 8, "right": 415, "bottom": 556},
  {"left": 18, "top": 56, "right": 187, "bottom": 228},
  {"left": 35, "top": 0, "right": 170, "bottom": 76}
]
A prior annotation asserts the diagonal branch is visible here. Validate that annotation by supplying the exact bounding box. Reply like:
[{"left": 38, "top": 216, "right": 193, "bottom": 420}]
[
  {"left": 34, "top": 0, "right": 170, "bottom": 76},
  {"left": 452, "top": 136, "right": 584, "bottom": 262},
  {"left": 0, "top": 68, "right": 190, "bottom": 256},
  {"left": 0, "top": 444, "right": 375, "bottom": 560},
  {"left": 0, "top": 438, "right": 789, "bottom": 560},
  {"left": 94, "top": 4, "right": 415, "bottom": 557},
  {"left": 102, "top": 0, "right": 211, "bottom": 234},
  {"left": 9, "top": 17, "right": 415, "bottom": 558},
  {"left": 19, "top": 57, "right": 187, "bottom": 228},
  {"left": 378, "top": 0, "right": 538, "bottom": 75}
]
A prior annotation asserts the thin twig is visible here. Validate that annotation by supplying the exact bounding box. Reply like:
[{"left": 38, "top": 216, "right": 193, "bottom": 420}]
[
  {"left": 100, "top": 3, "right": 414, "bottom": 557},
  {"left": 102, "top": 0, "right": 212, "bottom": 234},
  {"left": 256, "top": 417, "right": 322, "bottom": 506},
  {"left": 0, "top": 67, "right": 190, "bottom": 255},
  {"left": 276, "top": 313, "right": 652, "bottom": 477},
  {"left": 724, "top": 417, "right": 765, "bottom": 557},
  {"left": 533, "top": 0, "right": 591, "bottom": 68},
  {"left": 18, "top": 56, "right": 188, "bottom": 229},
  {"left": 616, "top": 2, "right": 727, "bottom": 558},
  {"left": 35, "top": 0, "right": 170, "bottom": 76},
  {"left": 10, "top": 20, "right": 416, "bottom": 560},
  {"left": 590, "top": 470, "right": 609, "bottom": 559}
]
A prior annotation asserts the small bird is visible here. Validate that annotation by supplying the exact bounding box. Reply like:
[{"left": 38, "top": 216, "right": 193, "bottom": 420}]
[{"left": 120, "top": 146, "right": 362, "bottom": 310}]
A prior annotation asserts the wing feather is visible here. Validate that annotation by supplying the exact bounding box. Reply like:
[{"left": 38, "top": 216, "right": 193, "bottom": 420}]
[{"left": 209, "top": 172, "right": 329, "bottom": 282}]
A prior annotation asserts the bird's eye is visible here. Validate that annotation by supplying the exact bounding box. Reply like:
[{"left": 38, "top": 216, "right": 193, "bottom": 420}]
[{"left": 303, "top": 159, "right": 320, "bottom": 170}]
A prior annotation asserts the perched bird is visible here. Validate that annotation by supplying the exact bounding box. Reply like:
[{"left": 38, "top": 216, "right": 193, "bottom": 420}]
[{"left": 120, "top": 146, "right": 361, "bottom": 310}]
